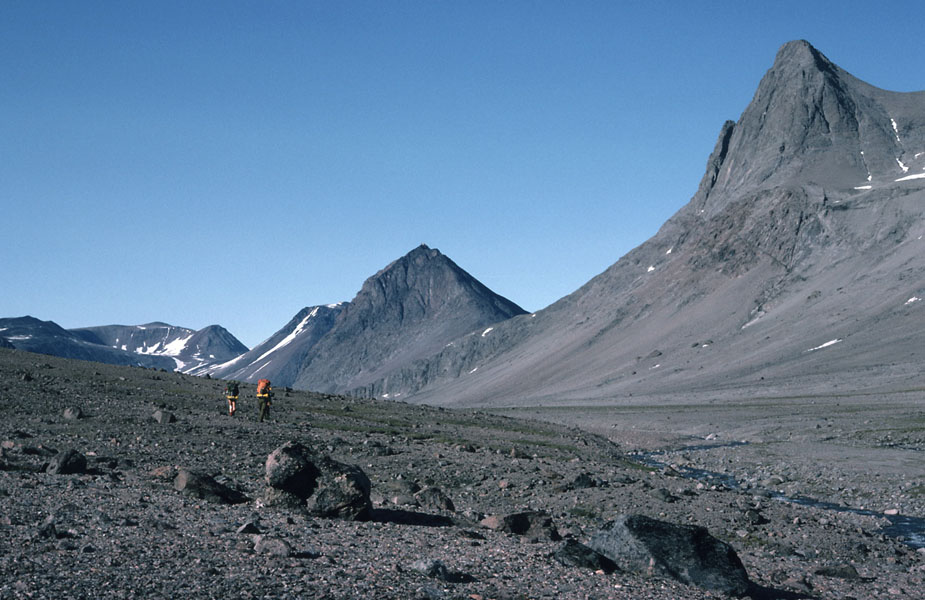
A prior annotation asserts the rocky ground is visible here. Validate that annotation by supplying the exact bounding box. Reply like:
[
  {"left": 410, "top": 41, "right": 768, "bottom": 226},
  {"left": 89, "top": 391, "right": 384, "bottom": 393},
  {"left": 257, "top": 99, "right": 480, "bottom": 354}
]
[{"left": 1, "top": 348, "right": 923, "bottom": 599}]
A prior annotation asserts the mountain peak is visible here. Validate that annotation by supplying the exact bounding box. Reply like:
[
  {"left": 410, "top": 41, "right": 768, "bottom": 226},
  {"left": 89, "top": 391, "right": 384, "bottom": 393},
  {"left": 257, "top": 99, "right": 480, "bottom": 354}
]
[
  {"left": 771, "top": 40, "right": 834, "bottom": 74},
  {"left": 688, "top": 39, "right": 916, "bottom": 214},
  {"left": 292, "top": 247, "right": 525, "bottom": 393}
]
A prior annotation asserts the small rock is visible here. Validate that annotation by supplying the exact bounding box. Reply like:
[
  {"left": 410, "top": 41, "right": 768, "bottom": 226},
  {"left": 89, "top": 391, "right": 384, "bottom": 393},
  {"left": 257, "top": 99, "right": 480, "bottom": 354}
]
[
  {"left": 651, "top": 488, "right": 678, "bottom": 503},
  {"left": 815, "top": 564, "right": 862, "bottom": 580},
  {"left": 411, "top": 558, "right": 450, "bottom": 580},
  {"left": 174, "top": 468, "right": 248, "bottom": 504},
  {"left": 480, "top": 511, "right": 560, "bottom": 541},
  {"left": 46, "top": 449, "right": 87, "bottom": 475},
  {"left": 236, "top": 521, "right": 261, "bottom": 534},
  {"left": 569, "top": 472, "right": 600, "bottom": 490},
  {"left": 414, "top": 487, "right": 455, "bottom": 512},
  {"left": 553, "top": 539, "right": 617, "bottom": 573},
  {"left": 744, "top": 509, "right": 767, "bottom": 525},
  {"left": 254, "top": 536, "right": 291, "bottom": 557},
  {"left": 152, "top": 410, "right": 176, "bottom": 424}
]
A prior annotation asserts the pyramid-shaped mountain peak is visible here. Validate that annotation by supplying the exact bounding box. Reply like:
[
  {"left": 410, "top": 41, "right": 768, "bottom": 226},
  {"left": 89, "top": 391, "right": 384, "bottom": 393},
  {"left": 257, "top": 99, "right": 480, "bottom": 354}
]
[{"left": 291, "top": 246, "right": 526, "bottom": 393}]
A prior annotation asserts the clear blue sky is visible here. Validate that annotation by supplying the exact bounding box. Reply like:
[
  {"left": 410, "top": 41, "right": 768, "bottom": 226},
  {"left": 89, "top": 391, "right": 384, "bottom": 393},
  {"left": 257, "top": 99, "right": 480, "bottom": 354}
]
[{"left": 2, "top": 1, "right": 923, "bottom": 348}]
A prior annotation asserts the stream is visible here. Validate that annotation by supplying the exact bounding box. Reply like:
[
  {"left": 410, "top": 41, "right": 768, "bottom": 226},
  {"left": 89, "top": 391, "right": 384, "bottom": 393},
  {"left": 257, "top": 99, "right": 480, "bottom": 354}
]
[{"left": 631, "top": 442, "right": 925, "bottom": 549}]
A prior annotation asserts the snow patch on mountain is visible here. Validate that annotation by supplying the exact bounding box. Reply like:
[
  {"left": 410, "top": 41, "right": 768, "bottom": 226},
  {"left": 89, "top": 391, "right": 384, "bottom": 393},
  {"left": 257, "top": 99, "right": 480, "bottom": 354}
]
[
  {"left": 255, "top": 308, "right": 320, "bottom": 363},
  {"left": 807, "top": 339, "right": 842, "bottom": 352}
]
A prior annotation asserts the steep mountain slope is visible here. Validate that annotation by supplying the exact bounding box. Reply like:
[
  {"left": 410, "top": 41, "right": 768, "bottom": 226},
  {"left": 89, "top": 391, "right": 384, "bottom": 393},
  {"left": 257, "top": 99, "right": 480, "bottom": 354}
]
[
  {"left": 0, "top": 316, "right": 176, "bottom": 370},
  {"left": 367, "top": 41, "right": 925, "bottom": 406},
  {"left": 71, "top": 322, "right": 248, "bottom": 373},
  {"left": 201, "top": 304, "right": 344, "bottom": 385},
  {"left": 292, "top": 244, "right": 527, "bottom": 394}
]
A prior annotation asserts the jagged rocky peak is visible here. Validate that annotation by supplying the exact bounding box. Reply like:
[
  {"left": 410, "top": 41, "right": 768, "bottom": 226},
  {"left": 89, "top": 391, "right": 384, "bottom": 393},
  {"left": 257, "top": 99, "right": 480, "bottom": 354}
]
[{"left": 692, "top": 40, "right": 913, "bottom": 214}]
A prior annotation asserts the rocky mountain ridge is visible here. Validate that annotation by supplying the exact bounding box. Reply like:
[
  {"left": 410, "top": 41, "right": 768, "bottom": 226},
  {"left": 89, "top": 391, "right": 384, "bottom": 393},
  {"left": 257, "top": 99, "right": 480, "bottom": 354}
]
[
  {"left": 201, "top": 304, "right": 345, "bottom": 384},
  {"left": 5, "top": 41, "right": 924, "bottom": 409},
  {"left": 0, "top": 317, "right": 248, "bottom": 374},
  {"left": 360, "top": 40, "right": 925, "bottom": 406}
]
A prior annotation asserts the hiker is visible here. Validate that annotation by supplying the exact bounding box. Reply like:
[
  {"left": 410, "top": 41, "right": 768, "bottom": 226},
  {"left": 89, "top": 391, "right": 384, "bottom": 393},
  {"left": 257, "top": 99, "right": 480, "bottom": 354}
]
[
  {"left": 256, "top": 379, "right": 273, "bottom": 422},
  {"left": 225, "top": 380, "right": 239, "bottom": 416}
]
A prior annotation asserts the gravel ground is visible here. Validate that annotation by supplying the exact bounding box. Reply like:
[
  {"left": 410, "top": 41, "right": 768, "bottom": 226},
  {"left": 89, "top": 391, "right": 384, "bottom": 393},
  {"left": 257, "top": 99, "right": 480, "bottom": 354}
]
[{"left": 1, "top": 348, "right": 923, "bottom": 599}]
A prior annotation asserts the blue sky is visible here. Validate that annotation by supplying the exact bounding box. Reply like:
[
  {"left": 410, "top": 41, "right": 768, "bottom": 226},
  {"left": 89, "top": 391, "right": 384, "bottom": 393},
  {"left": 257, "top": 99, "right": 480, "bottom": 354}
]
[{"left": 3, "top": 1, "right": 924, "bottom": 348}]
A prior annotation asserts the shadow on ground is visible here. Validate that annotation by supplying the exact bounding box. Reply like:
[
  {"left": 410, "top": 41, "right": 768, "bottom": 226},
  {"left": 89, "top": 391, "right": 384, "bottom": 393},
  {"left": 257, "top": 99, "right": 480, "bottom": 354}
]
[{"left": 369, "top": 508, "right": 455, "bottom": 527}]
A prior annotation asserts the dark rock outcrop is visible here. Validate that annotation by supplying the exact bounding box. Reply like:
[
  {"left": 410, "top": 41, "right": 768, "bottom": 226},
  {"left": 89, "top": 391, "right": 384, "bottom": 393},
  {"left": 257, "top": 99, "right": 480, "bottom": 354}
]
[{"left": 589, "top": 514, "right": 750, "bottom": 595}]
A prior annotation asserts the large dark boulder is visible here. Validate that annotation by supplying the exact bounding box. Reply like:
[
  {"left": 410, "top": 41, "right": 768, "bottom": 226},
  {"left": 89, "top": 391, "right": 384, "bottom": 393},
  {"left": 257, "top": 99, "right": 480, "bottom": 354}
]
[
  {"left": 589, "top": 514, "right": 750, "bottom": 596},
  {"left": 304, "top": 455, "right": 372, "bottom": 521},
  {"left": 265, "top": 441, "right": 320, "bottom": 499},
  {"left": 264, "top": 441, "right": 371, "bottom": 521}
]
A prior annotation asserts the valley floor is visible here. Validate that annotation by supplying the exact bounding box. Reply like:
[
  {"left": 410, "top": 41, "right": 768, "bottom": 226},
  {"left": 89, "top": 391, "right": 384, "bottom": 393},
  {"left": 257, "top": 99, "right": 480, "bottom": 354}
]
[{"left": 1, "top": 349, "right": 923, "bottom": 599}]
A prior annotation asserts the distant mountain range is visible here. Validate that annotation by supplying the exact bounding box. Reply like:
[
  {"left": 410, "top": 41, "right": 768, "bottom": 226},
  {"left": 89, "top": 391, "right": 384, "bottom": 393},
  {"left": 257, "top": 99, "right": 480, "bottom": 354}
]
[
  {"left": 0, "top": 317, "right": 247, "bottom": 373},
  {"left": 5, "top": 40, "right": 924, "bottom": 406}
]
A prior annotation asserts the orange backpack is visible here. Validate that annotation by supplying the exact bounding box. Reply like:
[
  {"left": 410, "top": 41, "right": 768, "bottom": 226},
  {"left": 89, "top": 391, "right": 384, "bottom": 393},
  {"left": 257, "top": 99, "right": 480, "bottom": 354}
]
[{"left": 257, "top": 379, "right": 271, "bottom": 396}]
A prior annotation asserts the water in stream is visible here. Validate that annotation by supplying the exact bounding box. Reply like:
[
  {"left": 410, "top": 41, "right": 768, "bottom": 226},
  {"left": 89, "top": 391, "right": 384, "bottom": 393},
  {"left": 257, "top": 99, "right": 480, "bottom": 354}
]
[{"left": 632, "top": 442, "right": 925, "bottom": 549}]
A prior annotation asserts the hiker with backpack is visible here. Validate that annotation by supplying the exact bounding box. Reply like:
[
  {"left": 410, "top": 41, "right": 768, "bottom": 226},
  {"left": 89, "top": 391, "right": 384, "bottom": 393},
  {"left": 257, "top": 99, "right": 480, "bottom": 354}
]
[
  {"left": 225, "top": 380, "right": 240, "bottom": 416},
  {"left": 256, "top": 379, "right": 273, "bottom": 422}
]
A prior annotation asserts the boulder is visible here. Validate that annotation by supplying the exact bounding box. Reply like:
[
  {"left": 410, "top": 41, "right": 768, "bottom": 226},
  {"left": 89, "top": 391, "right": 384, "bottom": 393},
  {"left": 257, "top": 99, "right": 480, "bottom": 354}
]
[
  {"left": 261, "top": 487, "right": 305, "bottom": 509},
  {"left": 589, "top": 515, "right": 750, "bottom": 596},
  {"left": 264, "top": 441, "right": 371, "bottom": 521},
  {"left": 174, "top": 468, "right": 248, "bottom": 504},
  {"left": 46, "top": 449, "right": 87, "bottom": 475},
  {"left": 304, "top": 455, "right": 372, "bottom": 521},
  {"left": 265, "top": 441, "right": 320, "bottom": 499}
]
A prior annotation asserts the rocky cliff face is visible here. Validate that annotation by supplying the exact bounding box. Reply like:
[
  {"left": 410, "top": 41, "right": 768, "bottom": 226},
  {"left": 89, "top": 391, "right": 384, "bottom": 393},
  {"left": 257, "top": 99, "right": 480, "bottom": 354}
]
[
  {"left": 292, "top": 244, "right": 526, "bottom": 394},
  {"left": 364, "top": 41, "right": 925, "bottom": 406}
]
